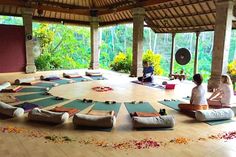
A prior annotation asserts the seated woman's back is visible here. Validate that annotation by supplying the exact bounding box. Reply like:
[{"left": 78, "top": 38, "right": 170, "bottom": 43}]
[
  {"left": 220, "top": 83, "right": 234, "bottom": 105},
  {"left": 191, "top": 84, "right": 207, "bottom": 105}
]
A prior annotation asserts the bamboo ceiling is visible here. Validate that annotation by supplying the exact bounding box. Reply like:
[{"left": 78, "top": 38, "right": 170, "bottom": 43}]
[{"left": 0, "top": 0, "right": 235, "bottom": 33}]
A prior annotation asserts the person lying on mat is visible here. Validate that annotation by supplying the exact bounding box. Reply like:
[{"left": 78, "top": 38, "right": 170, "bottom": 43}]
[
  {"left": 207, "top": 74, "right": 234, "bottom": 108},
  {"left": 138, "top": 61, "right": 154, "bottom": 83},
  {"left": 178, "top": 74, "right": 208, "bottom": 111}
]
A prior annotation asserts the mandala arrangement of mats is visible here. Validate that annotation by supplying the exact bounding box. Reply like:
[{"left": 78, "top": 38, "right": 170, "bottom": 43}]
[{"left": 158, "top": 100, "right": 236, "bottom": 125}]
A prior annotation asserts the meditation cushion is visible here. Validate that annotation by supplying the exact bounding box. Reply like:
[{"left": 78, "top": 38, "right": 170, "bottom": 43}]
[
  {"left": 15, "top": 77, "right": 36, "bottom": 85},
  {"left": 0, "top": 101, "right": 24, "bottom": 117},
  {"left": 195, "top": 108, "right": 235, "bottom": 122},
  {"left": 73, "top": 113, "right": 116, "bottom": 128},
  {"left": 28, "top": 108, "right": 69, "bottom": 124},
  {"left": 0, "top": 82, "right": 11, "bottom": 91},
  {"left": 85, "top": 71, "right": 102, "bottom": 77},
  {"left": 40, "top": 74, "right": 60, "bottom": 80},
  {"left": 132, "top": 115, "right": 175, "bottom": 128},
  {"left": 178, "top": 104, "right": 208, "bottom": 111}
]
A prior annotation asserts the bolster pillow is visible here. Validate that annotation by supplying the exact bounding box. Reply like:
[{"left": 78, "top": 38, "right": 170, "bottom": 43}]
[
  {"left": 132, "top": 115, "right": 175, "bottom": 128},
  {"left": 73, "top": 113, "right": 116, "bottom": 128},
  {"left": 63, "top": 71, "right": 80, "bottom": 77},
  {"left": 0, "top": 101, "right": 24, "bottom": 117},
  {"left": 85, "top": 71, "right": 102, "bottom": 76},
  {"left": 28, "top": 108, "right": 69, "bottom": 124},
  {"left": 40, "top": 74, "right": 60, "bottom": 80},
  {"left": 0, "top": 82, "right": 11, "bottom": 91},
  {"left": 195, "top": 108, "right": 235, "bottom": 122},
  {"left": 15, "top": 77, "right": 36, "bottom": 85}
]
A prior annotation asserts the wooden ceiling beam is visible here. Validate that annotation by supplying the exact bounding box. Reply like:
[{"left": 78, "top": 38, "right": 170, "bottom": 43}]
[
  {"left": 98, "top": 0, "right": 175, "bottom": 15},
  {"left": 99, "top": 18, "right": 133, "bottom": 26}
]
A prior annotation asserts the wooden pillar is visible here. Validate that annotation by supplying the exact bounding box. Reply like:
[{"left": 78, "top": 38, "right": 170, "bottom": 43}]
[
  {"left": 21, "top": 8, "right": 36, "bottom": 73},
  {"left": 194, "top": 32, "right": 200, "bottom": 75},
  {"left": 131, "top": 7, "right": 145, "bottom": 77},
  {"left": 169, "top": 33, "right": 176, "bottom": 76},
  {"left": 208, "top": 0, "right": 234, "bottom": 91},
  {"left": 90, "top": 16, "right": 99, "bottom": 69}
]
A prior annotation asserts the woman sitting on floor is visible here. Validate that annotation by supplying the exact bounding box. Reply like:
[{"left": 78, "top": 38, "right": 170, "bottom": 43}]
[
  {"left": 178, "top": 74, "right": 208, "bottom": 111},
  {"left": 207, "top": 74, "right": 234, "bottom": 108},
  {"left": 138, "top": 61, "right": 154, "bottom": 83}
]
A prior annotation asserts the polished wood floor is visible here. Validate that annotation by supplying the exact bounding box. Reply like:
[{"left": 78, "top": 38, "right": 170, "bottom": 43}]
[{"left": 0, "top": 69, "right": 236, "bottom": 157}]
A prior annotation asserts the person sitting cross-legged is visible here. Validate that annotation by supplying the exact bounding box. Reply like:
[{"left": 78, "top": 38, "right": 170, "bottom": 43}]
[
  {"left": 178, "top": 74, "right": 208, "bottom": 111},
  {"left": 138, "top": 61, "right": 154, "bottom": 83}
]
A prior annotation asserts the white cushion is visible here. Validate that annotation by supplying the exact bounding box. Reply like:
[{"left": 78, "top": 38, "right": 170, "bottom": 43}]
[
  {"left": 0, "top": 101, "right": 24, "bottom": 117},
  {"left": 73, "top": 113, "right": 116, "bottom": 128},
  {"left": 85, "top": 71, "right": 102, "bottom": 76},
  {"left": 40, "top": 74, "right": 60, "bottom": 80},
  {"left": 63, "top": 71, "right": 80, "bottom": 77},
  {"left": 28, "top": 108, "right": 69, "bottom": 124},
  {"left": 15, "top": 77, "right": 35, "bottom": 85},
  {"left": 0, "top": 82, "right": 11, "bottom": 91},
  {"left": 195, "top": 108, "right": 235, "bottom": 122},
  {"left": 132, "top": 115, "right": 175, "bottom": 128}
]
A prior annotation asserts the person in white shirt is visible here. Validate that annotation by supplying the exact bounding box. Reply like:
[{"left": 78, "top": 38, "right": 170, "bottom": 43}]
[
  {"left": 178, "top": 74, "right": 208, "bottom": 111},
  {"left": 208, "top": 74, "right": 234, "bottom": 107}
]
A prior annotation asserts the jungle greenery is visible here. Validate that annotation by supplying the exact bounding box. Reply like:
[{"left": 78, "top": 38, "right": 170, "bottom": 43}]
[{"left": 1, "top": 15, "right": 236, "bottom": 81}]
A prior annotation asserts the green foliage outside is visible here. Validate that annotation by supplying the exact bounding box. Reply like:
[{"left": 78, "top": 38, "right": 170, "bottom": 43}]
[
  {"left": 143, "top": 50, "right": 163, "bottom": 75},
  {"left": 228, "top": 59, "right": 236, "bottom": 76}
]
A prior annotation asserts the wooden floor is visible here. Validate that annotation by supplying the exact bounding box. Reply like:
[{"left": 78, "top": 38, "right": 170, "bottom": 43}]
[{"left": 0, "top": 69, "right": 236, "bottom": 157}]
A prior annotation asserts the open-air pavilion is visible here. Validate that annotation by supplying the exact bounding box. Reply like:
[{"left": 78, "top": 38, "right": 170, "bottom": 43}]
[{"left": 0, "top": 0, "right": 236, "bottom": 157}]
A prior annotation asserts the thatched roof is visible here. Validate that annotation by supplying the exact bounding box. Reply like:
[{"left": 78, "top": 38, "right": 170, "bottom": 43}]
[{"left": 0, "top": 0, "right": 235, "bottom": 33}]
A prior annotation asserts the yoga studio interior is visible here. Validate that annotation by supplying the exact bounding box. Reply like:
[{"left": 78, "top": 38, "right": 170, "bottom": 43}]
[{"left": 0, "top": 0, "right": 236, "bottom": 157}]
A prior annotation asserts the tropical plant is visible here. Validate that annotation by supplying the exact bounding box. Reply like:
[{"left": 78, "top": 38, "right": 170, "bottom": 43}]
[{"left": 228, "top": 59, "right": 236, "bottom": 76}]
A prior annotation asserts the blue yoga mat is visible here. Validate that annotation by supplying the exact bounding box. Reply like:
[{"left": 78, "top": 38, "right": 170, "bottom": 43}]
[
  {"left": 91, "top": 102, "right": 121, "bottom": 115},
  {"left": 124, "top": 102, "right": 157, "bottom": 113},
  {"left": 30, "top": 97, "right": 68, "bottom": 108},
  {"left": 63, "top": 100, "right": 93, "bottom": 110},
  {"left": 158, "top": 100, "right": 182, "bottom": 111},
  {"left": 70, "top": 77, "right": 91, "bottom": 82},
  {"left": 89, "top": 76, "right": 107, "bottom": 80},
  {"left": 16, "top": 93, "right": 50, "bottom": 101}
]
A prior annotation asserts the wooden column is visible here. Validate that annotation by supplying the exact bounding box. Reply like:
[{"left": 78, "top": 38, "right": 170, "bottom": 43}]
[
  {"left": 131, "top": 7, "right": 145, "bottom": 77},
  {"left": 21, "top": 8, "right": 36, "bottom": 73},
  {"left": 194, "top": 32, "right": 200, "bottom": 75},
  {"left": 169, "top": 33, "right": 176, "bottom": 76},
  {"left": 208, "top": 0, "right": 234, "bottom": 91},
  {"left": 90, "top": 16, "right": 99, "bottom": 69}
]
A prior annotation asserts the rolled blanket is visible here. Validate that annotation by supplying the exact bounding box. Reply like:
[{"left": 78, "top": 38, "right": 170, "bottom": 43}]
[
  {"left": 28, "top": 108, "right": 69, "bottom": 124},
  {"left": 0, "top": 101, "right": 24, "bottom": 117},
  {"left": 0, "top": 82, "right": 11, "bottom": 91},
  {"left": 40, "top": 74, "right": 60, "bottom": 80},
  {"left": 15, "top": 77, "right": 36, "bottom": 85},
  {"left": 85, "top": 71, "right": 102, "bottom": 77},
  {"left": 73, "top": 113, "right": 116, "bottom": 128},
  {"left": 63, "top": 71, "right": 81, "bottom": 78},
  {"left": 195, "top": 108, "right": 235, "bottom": 122},
  {"left": 132, "top": 115, "right": 175, "bottom": 128}
]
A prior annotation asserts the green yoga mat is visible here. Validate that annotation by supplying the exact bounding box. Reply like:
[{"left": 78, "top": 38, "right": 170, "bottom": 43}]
[
  {"left": 206, "top": 119, "right": 236, "bottom": 126},
  {"left": 19, "top": 87, "right": 48, "bottom": 93},
  {"left": 16, "top": 93, "right": 50, "bottom": 101},
  {"left": 91, "top": 102, "right": 121, "bottom": 115},
  {"left": 63, "top": 100, "right": 93, "bottom": 110},
  {"left": 70, "top": 77, "right": 91, "bottom": 82},
  {"left": 89, "top": 76, "right": 107, "bottom": 80},
  {"left": 158, "top": 100, "right": 182, "bottom": 111},
  {"left": 125, "top": 102, "right": 157, "bottom": 113},
  {"left": 31, "top": 97, "right": 68, "bottom": 108},
  {"left": 50, "top": 79, "right": 70, "bottom": 85},
  {"left": 183, "top": 97, "right": 190, "bottom": 101},
  {"left": 35, "top": 82, "right": 55, "bottom": 88}
]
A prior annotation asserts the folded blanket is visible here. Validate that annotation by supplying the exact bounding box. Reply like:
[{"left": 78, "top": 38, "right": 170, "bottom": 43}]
[
  {"left": 28, "top": 108, "right": 69, "bottom": 124},
  {"left": 0, "top": 95, "right": 19, "bottom": 103},
  {"left": 87, "top": 110, "right": 115, "bottom": 116},
  {"left": 0, "top": 82, "right": 11, "bottom": 91},
  {"left": 0, "top": 101, "right": 24, "bottom": 117},
  {"left": 195, "top": 108, "right": 235, "bottom": 122},
  {"left": 73, "top": 113, "right": 116, "bottom": 128},
  {"left": 50, "top": 106, "right": 79, "bottom": 117},
  {"left": 15, "top": 77, "right": 36, "bottom": 85},
  {"left": 16, "top": 102, "right": 40, "bottom": 112},
  {"left": 132, "top": 115, "right": 175, "bottom": 128},
  {"left": 130, "top": 112, "right": 160, "bottom": 117},
  {"left": 40, "top": 74, "right": 60, "bottom": 80}
]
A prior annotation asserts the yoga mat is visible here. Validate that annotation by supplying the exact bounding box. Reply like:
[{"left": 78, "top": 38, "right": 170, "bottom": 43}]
[
  {"left": 89, "top": 76, "right": 107, "bottom": 80},
  {"left": 91, "top": 102, "right": 121, "bottom": 115},
  {"left": 70, "top": 77, "right": 91, "bottom": 82},
  {"left": 19, "top": 87, "right": 48, "bottom": 93},
  {"left": 30, "top": 97, "right": 68, "bottom": 108},
  {"left": 158, "top": 100, "right": 182, "bottom": 111},
  {"left": 16, "top": 93, "right": 50, "bottom": 101},
  {"left": 50, "top": 79, "right": 71, "bottom": 85},
  {"left": 62, "top": 100, "right": 93, "bottom": 110},
  {"left": 205, "top": 119, "right": 236, "bottom": 126},
  {"left": 35, "top": 82, "right": 55, "bottom": 88},
  {"left": 183, "top": 97, "right": 190, "bottom": 101},
  {"left": 125, "top": 102, "right": 157, "bottom": 113},
  {"left": 131, "top": 81, "right": 164, "bottom": 89}
]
